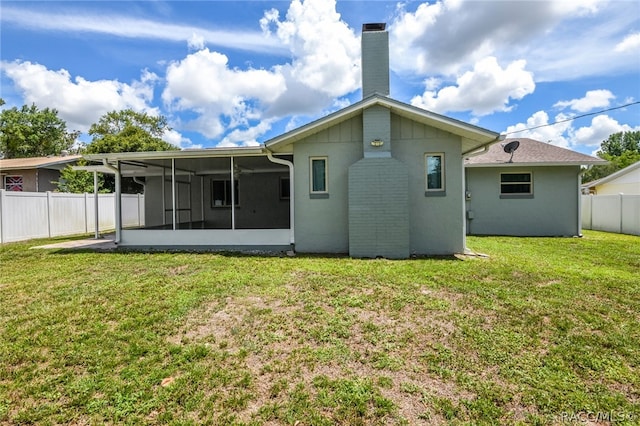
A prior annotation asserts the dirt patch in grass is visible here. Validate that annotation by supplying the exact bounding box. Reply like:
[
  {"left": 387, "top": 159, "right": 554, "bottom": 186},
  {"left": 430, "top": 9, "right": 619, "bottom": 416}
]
[{"left": 167, "top": 290, "right": 484, "bottom": 424}]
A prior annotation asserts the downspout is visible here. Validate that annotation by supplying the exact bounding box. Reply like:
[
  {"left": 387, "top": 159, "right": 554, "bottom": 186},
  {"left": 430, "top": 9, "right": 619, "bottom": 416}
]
[
  {"left": 462, "top": 134, "right": 506, "bottom": 158},
  {"left": 266, "top": 150, "right": 295, "bottom": 246},
  {"left": 577, "top": 166, "right": 592, "bottom": 237},
  {"left": 132, "top": 176, "right": 145, "bottom": 189},
  {"left": 461, "top": 135, "right": 504, "bottom": 253},
  {"left": 102, "top": 159, "right": 121, "bottom": 243}
]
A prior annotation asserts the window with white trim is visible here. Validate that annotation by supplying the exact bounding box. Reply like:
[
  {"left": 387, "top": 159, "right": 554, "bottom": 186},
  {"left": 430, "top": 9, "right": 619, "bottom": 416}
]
[
  {"left": 4, "top": 175, "right": 23, "bottom": 191},
  {"left": 425, "top": 153, "right": 445, "bottom": 191},
  {"left": 211, "top": 179, "right": 239, "bottom": 207},
  {"left": 500, "top": 172, "right": 532, "bottom": 195},
  {"left": 310, "top": 157, "right": 328, "bottom": 194}
]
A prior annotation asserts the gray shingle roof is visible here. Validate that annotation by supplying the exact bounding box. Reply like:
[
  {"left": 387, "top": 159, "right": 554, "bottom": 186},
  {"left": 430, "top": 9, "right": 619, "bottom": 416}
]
[{"left": 465, "top": 138, "right": 607, "bottom": 167}]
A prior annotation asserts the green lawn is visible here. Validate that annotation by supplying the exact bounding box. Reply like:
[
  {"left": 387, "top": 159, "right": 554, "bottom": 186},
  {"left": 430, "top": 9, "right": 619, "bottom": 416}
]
[{"left": 1, "top": 231, "right": 638, "bottom": 425}]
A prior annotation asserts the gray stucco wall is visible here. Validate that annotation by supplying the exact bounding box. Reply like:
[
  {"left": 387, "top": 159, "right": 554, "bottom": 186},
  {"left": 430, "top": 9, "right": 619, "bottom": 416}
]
[
  {"left": 390, "top": 115, "right": 466, "bottom": 255},
  {"left": 292, "top": 112, "right": 467, "bottom": 256},
  {"left": 465, "top": 166, "right": 581, "bottom": 236},
  {"left": 292, "top": 116, "right": 364, "bottom": 253}
]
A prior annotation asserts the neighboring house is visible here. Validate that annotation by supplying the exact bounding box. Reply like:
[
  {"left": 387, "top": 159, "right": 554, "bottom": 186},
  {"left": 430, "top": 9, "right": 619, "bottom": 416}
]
[
  {"left": 0, "top": 154, "right": 81, "bottom": 192},
  {"left": 582, "top": 161, "right": 640, "bottom": 195},
  {"left": 84, "top": 24, "right": 603, "bottom": 257},
  {"left": 464, "top": 138, "right": 606, "bottom": 236}
]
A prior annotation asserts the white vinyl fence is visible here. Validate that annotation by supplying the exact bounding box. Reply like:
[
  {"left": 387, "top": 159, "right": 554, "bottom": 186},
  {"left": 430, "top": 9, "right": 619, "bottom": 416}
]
[
  {"left": 582, "top": 194, "right": 640, "bottom": 236},
  {"left": 0, "top": 190, "right": 144, "bottom": 243}
]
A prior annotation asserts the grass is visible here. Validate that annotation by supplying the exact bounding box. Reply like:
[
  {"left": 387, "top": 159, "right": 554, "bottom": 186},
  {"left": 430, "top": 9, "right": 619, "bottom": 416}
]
[{"left": 0, "top": 231, "right": 639, "bottom": 425}]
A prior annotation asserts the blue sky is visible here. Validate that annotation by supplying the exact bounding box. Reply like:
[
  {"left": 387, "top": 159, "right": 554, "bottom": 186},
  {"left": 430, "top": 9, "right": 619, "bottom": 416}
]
[{"left": 1, "top": 0, "right": 639, "bottom": 155}]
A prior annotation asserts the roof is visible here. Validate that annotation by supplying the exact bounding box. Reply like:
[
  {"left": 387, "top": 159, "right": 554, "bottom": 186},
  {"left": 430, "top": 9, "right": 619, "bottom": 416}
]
[
  {"left": 266, "top": 94, "right": 502, "bottom": 155},
  {"left": 0, "top": 155, "right": 82, "bottom": 171},
  {"left": 83, "top": 94, "right": 502, "bottom": 170},
  {"left": 465, "top": 138, "right": 607, "bottom": 167},
  {"left": 84, "top": 146, "right": 264, "bottom": 163},
  {"left": 582, "top": 160, "right": 640, "bottom": 189}
]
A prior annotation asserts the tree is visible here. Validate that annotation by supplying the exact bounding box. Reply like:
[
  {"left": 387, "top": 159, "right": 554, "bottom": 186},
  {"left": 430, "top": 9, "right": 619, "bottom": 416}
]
[
  {"left": 59, "top": 109, "right": 178, "bottom": 193},
  {"left": 0, "top": 101, "right": 79, "bottom": 158},
  {"left": 582, "top": 131, "right": 640, "bottom": 183},
  {"left": 85, "top": 109, "right": 176, "bottom": 154},
  {"left": 55, "top": 166, "right": 106, "bottom": 194}
]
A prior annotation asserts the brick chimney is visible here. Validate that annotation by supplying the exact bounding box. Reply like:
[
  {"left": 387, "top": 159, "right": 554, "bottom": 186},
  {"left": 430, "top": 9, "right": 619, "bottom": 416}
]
[{"left": 361, "top": 23, "right": 390, "bottom": 98}]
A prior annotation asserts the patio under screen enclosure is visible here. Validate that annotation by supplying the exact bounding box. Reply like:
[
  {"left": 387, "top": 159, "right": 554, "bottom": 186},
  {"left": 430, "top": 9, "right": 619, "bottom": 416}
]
[{"left": 86, "top": 148, "right": 294, "bottom": 250}]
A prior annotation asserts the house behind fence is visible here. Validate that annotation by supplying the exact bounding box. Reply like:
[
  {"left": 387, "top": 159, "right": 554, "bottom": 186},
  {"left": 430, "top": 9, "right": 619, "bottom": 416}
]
[{"left": 0, "top": 190, "right": 144, "bottom": 243}]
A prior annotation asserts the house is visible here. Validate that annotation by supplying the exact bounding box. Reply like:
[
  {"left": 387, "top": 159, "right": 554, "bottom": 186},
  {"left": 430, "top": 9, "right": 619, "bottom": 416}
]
[
  {"left": 464, "top": 138, "right": 606, "bottom": 236},
  {"left": 582, "top": 161, "right": 640, "bottom": 195},
  {"left": 0, "top": 154, "right": 81, "bottom": 192},
  {"left": 84, "top": 24, "right": 603, "bottom": 257}
]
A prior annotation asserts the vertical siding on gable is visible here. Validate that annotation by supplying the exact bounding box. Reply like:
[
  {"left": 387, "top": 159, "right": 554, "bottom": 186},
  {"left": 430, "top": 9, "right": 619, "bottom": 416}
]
[
  {"left": 391, "top": 115, "right": 465, "bottom": 254},
  {"left": 293, "top": 116, "right": 364, "bottom": 253}
]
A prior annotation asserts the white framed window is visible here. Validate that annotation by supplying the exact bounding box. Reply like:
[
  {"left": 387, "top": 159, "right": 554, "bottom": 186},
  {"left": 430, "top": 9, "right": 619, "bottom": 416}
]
[
  {"left": 211, "top": 179, "right": 239, "bottom": 207},
  {"left": 310, "top": 157, "right": 328, "bottom": 194},
  {"left": 425, "top": 153, "right": 445, "bottom": 192},
  {"left": 4, "top": 175, "right": 23, "bottom": 191},
  {"left": 500, "top": 172, "right": 532, "bottom": 195}
]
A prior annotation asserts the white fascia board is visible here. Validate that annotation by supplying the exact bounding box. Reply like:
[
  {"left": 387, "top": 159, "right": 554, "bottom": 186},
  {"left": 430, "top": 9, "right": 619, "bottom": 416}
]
[
  {"left": 265, "top": 94, "right": 501, "bottom": 151},
  {"left": 84, "top": 146, "right": 266, "bottom": 162},
  {"left": 465, "top": 161, "right": 605, "bottom": 168}
]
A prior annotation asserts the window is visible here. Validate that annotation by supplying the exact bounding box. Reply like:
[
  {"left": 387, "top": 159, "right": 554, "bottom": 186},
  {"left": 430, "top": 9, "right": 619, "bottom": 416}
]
[
  {"left": 500, "top": 172, "right": 532, "bottom": 195},
  {"left": 280, "top": 177, "right": 290, "bottom": 200},
  {"left": 310, "top": 157, "right": 328, "bottom": 193},
  {"left": 4, "top": 175, "right": 23, "bottom": 191},
  {"left": 425, "top": 154, "right": 445, "bottom": 191},
  {"left": 211, "top": 179, "right": 239, "bottom": 207}
]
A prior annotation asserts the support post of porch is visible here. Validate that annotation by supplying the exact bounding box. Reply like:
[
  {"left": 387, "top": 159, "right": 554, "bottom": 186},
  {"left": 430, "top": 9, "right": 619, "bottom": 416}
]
[
  {"left": 230, "top": 156, "right": 236, "bottom": 230},
  {"left": 172, "top": 158, "right": 176, "bottom": 230}
]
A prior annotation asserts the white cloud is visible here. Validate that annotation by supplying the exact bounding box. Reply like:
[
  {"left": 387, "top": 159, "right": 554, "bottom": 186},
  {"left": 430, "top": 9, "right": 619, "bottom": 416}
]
[
  {"left": 163, "top": 129, "right": 198, "bottom": 150},
  {"left": 389, "top": 0, "right": 602, "bottom": 76},
  {"left": 0, "top": 6, "right": 286, "bottom": 55},
  {"left": 161, "top": 48, "right": 287, "bottom": 141},
  {"left": 571, "top": 115, "right": 640, "bottom": 147},
  {"left": 615, "top": 32, "right": 640, "bottom": 53},
  {"left": 505, "top": 111, "right": 640, "bottom": 149},
  {"left": 218, "top": 119, "right": 274, "bottom": 148},
  {"left": 188, "top": 33, "right": 205, "bottom": 51},
  {"left": 411, "top": 57, "right": 535, "bottom": 116},
  {"left": 163, "top": 49, "right": 285, "bottom": 110},
  {"left": 504, "top": 111, "right": 572, "bottom": 148},
  {"left": 388, "top": 0, "right": 638, "bottom": 82},
  {"left": 261, "top": 0, "right": 360, "bottom": 97},
  {"left": 554, "top": 90, "right": 615, "bottom": 113},
  {"left": 0, "top": 60, "right": 159, "bottom": 132}
]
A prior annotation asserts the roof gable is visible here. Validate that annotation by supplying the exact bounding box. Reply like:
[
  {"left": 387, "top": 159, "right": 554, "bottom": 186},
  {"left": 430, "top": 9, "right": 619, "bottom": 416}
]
[
  {"left": 583, "top": 160, "right": 640, "bottom": 188},
  {"left": 265, "top": 94, "right": 502, "bottom": 154},
  {"left": 465, "top": 138, "right": 606, "bottom": 167}
]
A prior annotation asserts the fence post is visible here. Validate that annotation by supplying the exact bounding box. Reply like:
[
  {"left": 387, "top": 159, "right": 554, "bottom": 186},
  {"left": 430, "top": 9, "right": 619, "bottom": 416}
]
[
  {"left": 619, "top": 193, "right": 623, "bottom": 234},
  {"left": 46, "top": 191, "right": 53, "bottom": 238},
  {"left": 0, "top": 189, "right": 5, "bottom": 244},
  {"left": 84, "top": 192, "right": 89, "bottom": 234}
]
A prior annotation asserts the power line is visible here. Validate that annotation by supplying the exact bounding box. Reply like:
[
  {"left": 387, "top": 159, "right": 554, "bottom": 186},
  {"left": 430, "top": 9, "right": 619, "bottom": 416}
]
[{"left": 504, "top": 101, "right": 640, "bottom": 136}]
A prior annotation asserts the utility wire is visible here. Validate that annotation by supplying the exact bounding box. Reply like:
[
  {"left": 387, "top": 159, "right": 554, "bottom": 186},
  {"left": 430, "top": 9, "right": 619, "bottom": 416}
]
[{"left": 503, "top": 101, "right": 640, "bottom": 136}]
